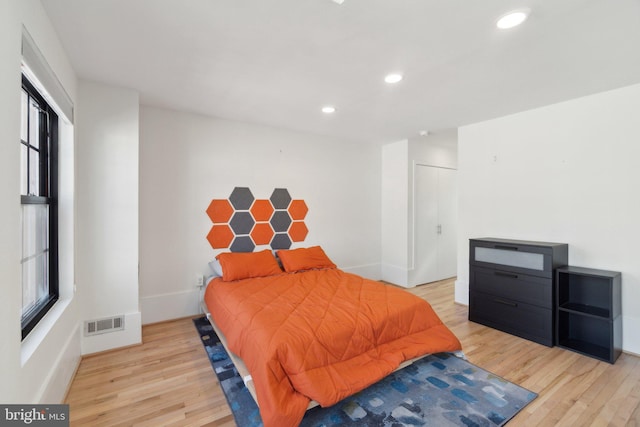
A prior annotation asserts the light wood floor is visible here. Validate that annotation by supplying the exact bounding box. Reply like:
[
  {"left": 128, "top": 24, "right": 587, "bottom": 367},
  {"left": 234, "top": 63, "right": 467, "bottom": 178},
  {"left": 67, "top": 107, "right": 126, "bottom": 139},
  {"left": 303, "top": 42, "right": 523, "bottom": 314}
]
[{"left": 65, "top": 278, "right": 640, "bottom": 426}]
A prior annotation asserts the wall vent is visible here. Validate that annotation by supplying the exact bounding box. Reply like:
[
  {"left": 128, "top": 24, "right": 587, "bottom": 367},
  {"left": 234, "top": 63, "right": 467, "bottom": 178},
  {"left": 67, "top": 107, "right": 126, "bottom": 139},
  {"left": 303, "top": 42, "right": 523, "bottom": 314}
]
[{"left": 84, "top": 315, "right": 125, "bottom": 336}]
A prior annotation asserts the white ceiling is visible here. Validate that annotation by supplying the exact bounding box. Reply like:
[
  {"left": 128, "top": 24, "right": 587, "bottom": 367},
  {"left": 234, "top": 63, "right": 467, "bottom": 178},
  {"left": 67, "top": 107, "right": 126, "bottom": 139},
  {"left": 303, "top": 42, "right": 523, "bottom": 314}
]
[{"left": 41, "top": 0, "right": 640, "bottom": 144}]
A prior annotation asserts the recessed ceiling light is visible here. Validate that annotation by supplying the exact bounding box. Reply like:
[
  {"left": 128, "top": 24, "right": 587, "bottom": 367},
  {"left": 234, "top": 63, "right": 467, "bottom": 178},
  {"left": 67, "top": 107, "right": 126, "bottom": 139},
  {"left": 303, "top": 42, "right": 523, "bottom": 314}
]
[
  {"left": 321, "top": 106, "right": 336, "bottom": 114},
  {"left": 496, "top": 9, "right": 530, "bottom": 29},
  {"left": 332, "top": 0, "right": 345, "bottom": 4},
  {"left": 384, "top": 73, "right": 403, "bottom": 84}
]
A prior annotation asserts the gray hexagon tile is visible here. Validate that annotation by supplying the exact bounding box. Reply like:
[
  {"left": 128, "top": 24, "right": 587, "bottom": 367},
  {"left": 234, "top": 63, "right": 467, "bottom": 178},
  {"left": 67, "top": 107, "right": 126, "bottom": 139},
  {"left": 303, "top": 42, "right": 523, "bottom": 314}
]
[
  {"left": 229, "top": 187, "right": 255, "bottom": 210},
  {"left": 270, "top": 211, "right": 292, "bottom": 233},
  {"left": 229, "top": 211, "right": 255, "bottom": 235},
  {"left": 270, "top": 188, "right": 292, "bottom": 209},
  {"left": 271, "top": 233, "right": 292, "bottom": 250},
  {"left": 230, "top": 235, "right": 255, "bottom": 252}
]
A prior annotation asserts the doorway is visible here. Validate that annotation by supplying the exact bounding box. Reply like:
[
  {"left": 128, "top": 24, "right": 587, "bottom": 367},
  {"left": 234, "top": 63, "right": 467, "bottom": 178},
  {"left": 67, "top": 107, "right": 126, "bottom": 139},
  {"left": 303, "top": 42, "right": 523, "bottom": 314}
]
[{"left": 412, "top": 165, "right": 457, "bottom": 285}]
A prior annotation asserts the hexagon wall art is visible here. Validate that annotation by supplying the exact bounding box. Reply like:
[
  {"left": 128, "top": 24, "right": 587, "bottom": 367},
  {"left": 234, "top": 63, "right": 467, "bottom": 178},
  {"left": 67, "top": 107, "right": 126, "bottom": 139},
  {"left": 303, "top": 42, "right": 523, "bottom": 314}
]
[{"left": 206, "top": 187, "right": 309, "bottom": 252}]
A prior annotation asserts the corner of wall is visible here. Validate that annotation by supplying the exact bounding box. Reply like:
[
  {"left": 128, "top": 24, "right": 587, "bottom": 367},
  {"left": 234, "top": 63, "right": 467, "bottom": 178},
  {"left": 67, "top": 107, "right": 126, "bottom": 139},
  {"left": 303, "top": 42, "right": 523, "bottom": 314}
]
[
  {"left": 454, "top": 279, "right": 469, "bottom": 305},
  {"left": 342, "top": 263, "right": 382, "bottom": 281},
  {"left": 141, "top": 291, "right": 201, "bottom": 325},
  {"left": 76, "top": 81, "right": 141, "bottom": 353},
  {"left": 381, "top": 263, "right": 410, "bottom": 288},
  {"left": 81, "top": 311, "right": 141, "bottom": 355}
]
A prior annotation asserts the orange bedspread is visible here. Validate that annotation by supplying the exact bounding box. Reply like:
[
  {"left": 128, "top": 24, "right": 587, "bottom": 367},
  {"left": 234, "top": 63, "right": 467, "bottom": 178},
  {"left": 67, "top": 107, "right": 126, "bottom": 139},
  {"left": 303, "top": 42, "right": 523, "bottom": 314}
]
[{"left": 204, "top": 268, "right": 461, "bottom": 427}]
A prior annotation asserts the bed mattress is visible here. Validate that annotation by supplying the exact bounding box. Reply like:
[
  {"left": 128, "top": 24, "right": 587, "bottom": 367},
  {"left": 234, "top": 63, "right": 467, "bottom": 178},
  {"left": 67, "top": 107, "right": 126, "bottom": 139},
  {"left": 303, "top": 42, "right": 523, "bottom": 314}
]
[{"left": 204, "top": 268, "right": 461, "bottom": 427}]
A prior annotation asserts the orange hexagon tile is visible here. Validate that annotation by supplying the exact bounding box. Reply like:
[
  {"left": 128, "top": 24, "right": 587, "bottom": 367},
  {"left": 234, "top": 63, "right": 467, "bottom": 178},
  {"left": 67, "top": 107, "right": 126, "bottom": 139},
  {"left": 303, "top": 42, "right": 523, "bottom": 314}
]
[
  {"left": 206, "top": 199, "right": 234, "bottom": 223},
  {"left": 250, "top": 199, "right": 274, "bottom": 222},
  {"left": 251, "top": 222, "right": 275, "bottom": 245},
  {"left": 289, "top": 221, "right": 308, "bottom": 242},
  {"left": 207, "top": 224, "right": 234, "bottom": 249},
  {"left": 288, "top": 200, "right": 308, "bottom": 220}
]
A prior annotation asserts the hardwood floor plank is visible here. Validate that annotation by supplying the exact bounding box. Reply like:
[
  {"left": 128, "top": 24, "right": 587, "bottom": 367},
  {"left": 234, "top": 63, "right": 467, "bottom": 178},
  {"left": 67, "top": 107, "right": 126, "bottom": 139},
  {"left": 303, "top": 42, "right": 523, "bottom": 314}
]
[
  {"left": 627, "top": 396, "right": 640, "bottom": 426},
  {"left": 65, "top": 277, "right": 640, "bottom": 426}
]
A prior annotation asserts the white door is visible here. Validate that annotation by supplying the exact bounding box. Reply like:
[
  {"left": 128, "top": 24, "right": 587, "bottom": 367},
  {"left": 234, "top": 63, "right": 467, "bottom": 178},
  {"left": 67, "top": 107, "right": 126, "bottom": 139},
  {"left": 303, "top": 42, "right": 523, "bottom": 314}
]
[
  {"left": 414, "top": 165, "right": 457, "bottom": 284},
  {"left": 436, "top": 167, "right": 457, "bottom": 279}
]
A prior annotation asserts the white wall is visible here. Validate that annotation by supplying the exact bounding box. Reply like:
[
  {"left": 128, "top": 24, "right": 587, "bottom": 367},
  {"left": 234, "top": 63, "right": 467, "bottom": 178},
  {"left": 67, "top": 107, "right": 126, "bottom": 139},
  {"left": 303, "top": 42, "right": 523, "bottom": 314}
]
[
  {"left": 381, "top": 140, "right": 410, "bottom": 285},
  {"left": 76, "top": 81, "right": 141, "bottom": 354},
  {"left": 139, "top": 106, "right": 382, "bottom": 324},
  {"left": 407, "top": 130, "right": 458, "bottom": 169},
  {"left": 0, "top": 0, "right": 80, "bottom": 404},
  {"left": 457, "top": 83, "right": 640, "bottom": 354},
  {"left": 381, "top": 131, "right": 458, "bottom": 287}
]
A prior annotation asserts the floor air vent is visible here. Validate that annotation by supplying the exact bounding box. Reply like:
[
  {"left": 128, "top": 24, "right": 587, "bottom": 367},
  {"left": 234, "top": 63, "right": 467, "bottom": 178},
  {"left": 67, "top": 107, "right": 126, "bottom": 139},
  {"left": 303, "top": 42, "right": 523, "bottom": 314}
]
[{"left": 85, "top": 315, "right": 125, "bottom": 336}]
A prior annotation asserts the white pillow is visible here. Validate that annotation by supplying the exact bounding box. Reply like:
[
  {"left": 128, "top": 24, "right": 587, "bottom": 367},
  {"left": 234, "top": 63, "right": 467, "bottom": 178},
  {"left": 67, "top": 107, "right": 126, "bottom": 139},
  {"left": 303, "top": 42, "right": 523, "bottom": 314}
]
[{"left": 208, "top": 259, "right": 223, "bottom": 277}]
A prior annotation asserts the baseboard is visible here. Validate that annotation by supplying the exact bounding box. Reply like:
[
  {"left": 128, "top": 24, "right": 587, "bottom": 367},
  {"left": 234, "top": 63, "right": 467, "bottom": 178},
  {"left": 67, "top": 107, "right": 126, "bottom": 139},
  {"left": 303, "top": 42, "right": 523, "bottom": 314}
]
[
  {"left": 381, "top": 264, "right": 409, "bottom": 287},
  {"left": 80, "top": 342, "right": 141, "bottom": 358},
  {"left": 140, "top": 289, "right": 201, "bottom": 325},
  {"left": 38, "top": 322, "right": 81, "bottom": 403},
  {"left": 61, "top": 353, "right": 82, "bottom": 404},
  {"left": 342, "top": 263, "right": 381, "bottom": 281},
  {"left": 81, "top": 311, "right": 142, "bottom": 355}
]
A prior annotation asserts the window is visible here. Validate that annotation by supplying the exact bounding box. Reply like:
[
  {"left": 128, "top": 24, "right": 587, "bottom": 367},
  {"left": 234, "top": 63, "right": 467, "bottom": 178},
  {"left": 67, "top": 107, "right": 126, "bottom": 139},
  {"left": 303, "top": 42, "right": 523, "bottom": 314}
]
[{"left": 20, "top": 74, "right": 59, "bottom": 340}]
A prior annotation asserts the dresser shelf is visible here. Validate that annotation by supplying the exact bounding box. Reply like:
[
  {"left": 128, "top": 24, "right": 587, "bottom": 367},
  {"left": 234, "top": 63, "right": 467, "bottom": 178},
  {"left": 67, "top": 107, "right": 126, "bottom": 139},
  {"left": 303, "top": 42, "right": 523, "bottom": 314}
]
[
  {"left": 556, "top": 266, "right": 621, "bottom": 363},
  {"left": 558, "top": 302, "right": 610, "bottom": 318}
]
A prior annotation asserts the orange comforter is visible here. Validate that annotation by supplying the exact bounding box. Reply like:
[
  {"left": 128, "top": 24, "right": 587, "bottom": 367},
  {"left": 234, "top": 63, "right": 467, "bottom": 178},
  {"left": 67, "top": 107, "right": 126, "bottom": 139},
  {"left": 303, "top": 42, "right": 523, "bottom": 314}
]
[{"left": 204, "top": 268, "right": 461, "bottom": 427}]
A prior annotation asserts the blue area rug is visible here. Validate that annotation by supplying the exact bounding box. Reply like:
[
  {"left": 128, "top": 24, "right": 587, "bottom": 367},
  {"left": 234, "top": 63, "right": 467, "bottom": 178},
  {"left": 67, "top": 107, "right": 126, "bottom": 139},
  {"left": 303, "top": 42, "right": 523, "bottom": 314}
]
[{"left": 193, "top": 316, "right": 536, "bottom": 426}]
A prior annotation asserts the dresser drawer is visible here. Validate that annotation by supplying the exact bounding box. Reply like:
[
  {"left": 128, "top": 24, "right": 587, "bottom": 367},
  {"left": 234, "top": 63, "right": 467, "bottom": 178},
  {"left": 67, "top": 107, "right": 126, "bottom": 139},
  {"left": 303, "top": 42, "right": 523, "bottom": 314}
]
[
  {"left": 469, "top": 291, "right": 553, "bottom": 346},
  {"left": 471, "top": 266, "right": 552, "bottom": 308},
  {"left": 470, "top": 238, "right": 567, "bottom": 278}
]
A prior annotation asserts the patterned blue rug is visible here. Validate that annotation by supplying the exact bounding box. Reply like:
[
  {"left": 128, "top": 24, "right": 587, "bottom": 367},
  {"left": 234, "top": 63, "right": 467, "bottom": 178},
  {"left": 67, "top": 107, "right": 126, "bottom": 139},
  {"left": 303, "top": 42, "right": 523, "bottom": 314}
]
[{"left": 193, "top": 316, "right": 536, "bottom": 426}]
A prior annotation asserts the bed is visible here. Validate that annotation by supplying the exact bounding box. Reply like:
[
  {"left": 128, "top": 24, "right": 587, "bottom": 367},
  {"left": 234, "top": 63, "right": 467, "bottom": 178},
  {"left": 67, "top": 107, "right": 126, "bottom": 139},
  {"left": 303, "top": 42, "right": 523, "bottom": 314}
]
[{"left": 202, "top": 246, "right": 461, "bottom": 427}]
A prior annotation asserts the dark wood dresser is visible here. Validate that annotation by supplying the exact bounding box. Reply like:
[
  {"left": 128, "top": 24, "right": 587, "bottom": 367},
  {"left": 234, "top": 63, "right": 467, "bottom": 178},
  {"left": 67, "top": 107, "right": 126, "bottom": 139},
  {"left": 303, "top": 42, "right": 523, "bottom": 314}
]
[{"left": 468, "top": 238, "right": 568, "bottom": 347}]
